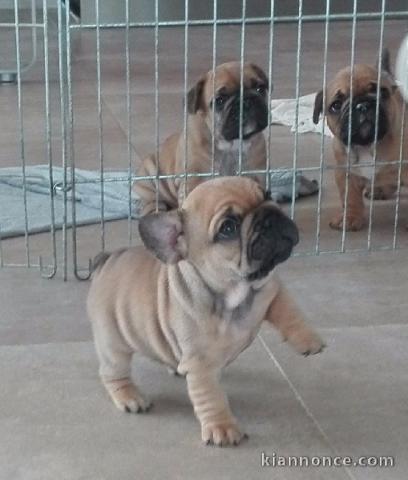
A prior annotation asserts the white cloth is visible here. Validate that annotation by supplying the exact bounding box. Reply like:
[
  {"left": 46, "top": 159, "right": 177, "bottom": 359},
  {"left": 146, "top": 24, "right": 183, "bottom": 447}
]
[{"left": 271, "top": 93, "right": 333, "bottom": 137}]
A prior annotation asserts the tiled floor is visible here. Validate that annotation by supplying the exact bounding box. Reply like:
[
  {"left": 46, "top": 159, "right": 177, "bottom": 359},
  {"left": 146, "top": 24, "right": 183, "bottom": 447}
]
[{"left": 1, "top": 11, "right": 408, "bottom": 480}]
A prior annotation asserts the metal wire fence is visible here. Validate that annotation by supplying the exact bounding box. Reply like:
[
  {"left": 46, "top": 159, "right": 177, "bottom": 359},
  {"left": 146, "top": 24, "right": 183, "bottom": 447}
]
[{"left": 0, "top": 0, "right": 407, "bottom": 279}]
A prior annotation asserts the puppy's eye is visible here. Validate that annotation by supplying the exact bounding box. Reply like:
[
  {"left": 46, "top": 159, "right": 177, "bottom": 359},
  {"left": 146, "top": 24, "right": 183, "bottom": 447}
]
[
  {"left": 216, "top": 216, "right": 241, "bottom": 241},
  {"left": 369, "top": 83, "right": 390, "bottom": 99},
  {"left": 329, "top": 100, "right": 342, "bottom": 114},
  {"left": 256, "top": 84, "right": 267, "bottom": 95},
  {"left": 214, "top": 94, "right": 227, "bottom": 108}
]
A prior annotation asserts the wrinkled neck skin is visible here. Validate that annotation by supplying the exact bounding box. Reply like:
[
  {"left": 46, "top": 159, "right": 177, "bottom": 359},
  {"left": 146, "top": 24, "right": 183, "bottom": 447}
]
[
  {"left": 196, "top": 257, "right": 244, "bottom": 293},
  {"left": 180, "top": 256, "right": 275, "bottom": 313},
  {"left": 187, "top": 113, "right": 254, "bottom": 175}
]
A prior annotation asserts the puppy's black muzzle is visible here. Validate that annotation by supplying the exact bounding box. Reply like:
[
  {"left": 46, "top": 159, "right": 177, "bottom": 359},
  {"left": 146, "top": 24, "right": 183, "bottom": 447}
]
[
  {"left": 340, "top": 95, "right": 388, "bottom": 147},
  {"left": 247, "top": 207, "right": 299, "bottom": 281},
  {"left": 222, "top": 93, "right": 268, "bottom": 142}
]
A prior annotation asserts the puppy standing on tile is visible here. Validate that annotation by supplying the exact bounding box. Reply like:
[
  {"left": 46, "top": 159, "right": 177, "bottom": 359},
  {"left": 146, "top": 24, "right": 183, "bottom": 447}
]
[
  {"left": 313, "top": 50, "right": 408, "bottom": 231},
  {"left": 88, "top": 177, "right": 324, "bottom": 447},
  {"left": 133, "top": 62, "right": 269, "bottom": 215}
]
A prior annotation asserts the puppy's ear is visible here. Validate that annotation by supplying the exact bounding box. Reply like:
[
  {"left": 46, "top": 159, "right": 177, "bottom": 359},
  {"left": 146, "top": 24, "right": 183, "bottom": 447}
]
[
  {"left": 139, "top": 210, "right": 187, "bottom": 264},
  {"left": 250, "top": 63, "right": 270, "bottom": 91},
  {"left": 313, "top": 90, "right": 324, "bottom": 124},
  {"left": 376, "top": 48, "right": 392, "bottom": 74},
  {"left": 376, "top": 49, "right": 398, "bottom": 93},
  {"left": 187, "top": 77, "right": 206, "bottom": 114}
]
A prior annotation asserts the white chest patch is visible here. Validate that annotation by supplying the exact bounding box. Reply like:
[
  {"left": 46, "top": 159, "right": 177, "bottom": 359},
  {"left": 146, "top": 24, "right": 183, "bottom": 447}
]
[
  {"left": 217, "top": 138, "right": 251, "bottom": 153},
  {"left": 224, "top": 282, "right": 251, "bottom": 310},
  {"left": 351, "top": 145, "right": 380, "bottom": 178}
]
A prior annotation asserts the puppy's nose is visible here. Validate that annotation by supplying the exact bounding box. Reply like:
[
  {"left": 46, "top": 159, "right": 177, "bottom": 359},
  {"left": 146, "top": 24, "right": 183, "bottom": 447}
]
[
  {"left": 250, "top": 209, "right": 299, "bottom": 260},
  {"left": 258, "top": 214, "right": 277, "bottom": 238},
  {"left": 355, "top": 101, "right": 370, "bottom": 113},
  {"left": 259, "top": 210, "right": 298, "bottom": 243},
  {"left": 247, "top": 208, "right": 299, "bottom": 280}
]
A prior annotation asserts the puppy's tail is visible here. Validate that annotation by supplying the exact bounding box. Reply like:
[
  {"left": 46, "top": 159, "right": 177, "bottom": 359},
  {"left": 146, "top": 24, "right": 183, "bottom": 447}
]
[{"left": 91, "top": 251, "right": 111, "bottom": 274}]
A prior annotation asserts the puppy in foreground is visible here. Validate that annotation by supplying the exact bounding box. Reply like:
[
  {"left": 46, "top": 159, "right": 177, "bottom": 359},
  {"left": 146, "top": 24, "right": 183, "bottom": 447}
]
[
  {"left": 88, "top": 177, "right": 324, "bottom": 446},
  {"left": 313, "top": 50, "right": 408, "bottom": 231},
  {"left": 133, "top": 62, "right": 269, "bottom": 215}
]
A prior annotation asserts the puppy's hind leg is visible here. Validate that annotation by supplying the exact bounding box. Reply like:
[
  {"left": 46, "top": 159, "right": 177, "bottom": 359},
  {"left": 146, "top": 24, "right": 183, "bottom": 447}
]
[{"left": 92, "top": 318, "right": 152, "bottom": 413}]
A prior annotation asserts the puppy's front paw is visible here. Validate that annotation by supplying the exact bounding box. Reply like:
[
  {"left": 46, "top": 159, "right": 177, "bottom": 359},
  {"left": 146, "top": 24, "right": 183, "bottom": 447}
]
[
  {"left": 202, "top": 422, "right": 248, "bottom": 447},
  {"left": 110, "top": 383, "right": 152, "bottom": 414},
  {"left": 287, "top": 327, "right": 325, "bottom": 356},
  {"left": 329, "top": 212, "right": 365, "bottom": 231}
]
